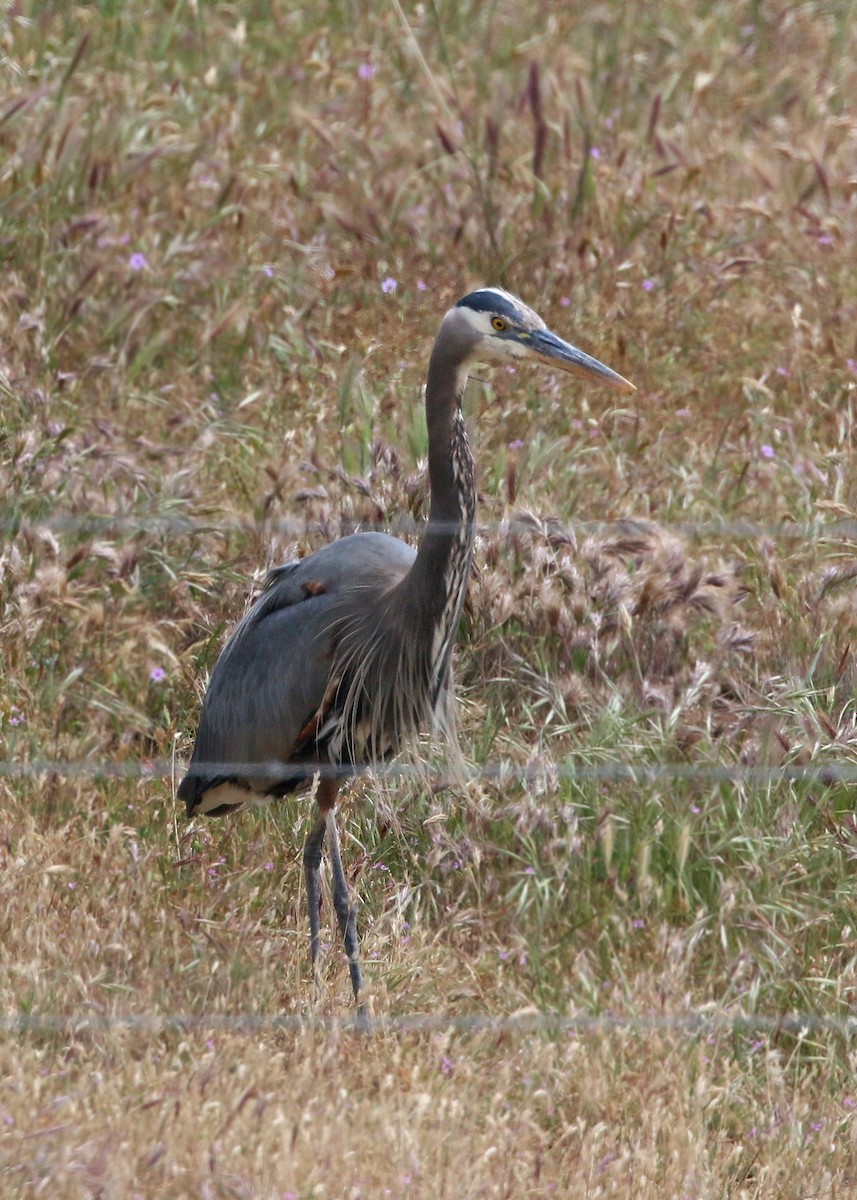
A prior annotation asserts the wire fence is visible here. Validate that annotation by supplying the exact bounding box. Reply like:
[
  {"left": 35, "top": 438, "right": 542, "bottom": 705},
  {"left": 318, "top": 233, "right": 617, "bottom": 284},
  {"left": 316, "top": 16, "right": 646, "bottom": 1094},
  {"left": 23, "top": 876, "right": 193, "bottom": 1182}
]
[
  {"left": 5, "top": 510, "right": 857, "bottom": 543},
  {"left": 1, "top": 757, "right": 856, "bottom": 786},
  {"left": 4, "top": 509, "right": 856, "bottom": 1041},
  {"left": 3, "top": 1010, "right": 856, "bottom": 1038}
]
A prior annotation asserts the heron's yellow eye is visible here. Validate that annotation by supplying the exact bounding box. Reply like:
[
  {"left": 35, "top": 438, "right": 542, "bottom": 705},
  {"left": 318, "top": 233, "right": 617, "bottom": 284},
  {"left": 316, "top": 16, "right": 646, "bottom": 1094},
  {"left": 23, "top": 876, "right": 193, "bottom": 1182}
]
[{"left": 491, "top": 317, "right": 507, "bottom": 331}]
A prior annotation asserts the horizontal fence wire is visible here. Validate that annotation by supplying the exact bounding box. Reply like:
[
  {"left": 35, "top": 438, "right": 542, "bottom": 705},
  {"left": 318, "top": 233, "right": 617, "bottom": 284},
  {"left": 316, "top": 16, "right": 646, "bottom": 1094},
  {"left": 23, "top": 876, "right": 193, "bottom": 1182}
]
[
  {"left": 4, "top": 511, "right": 857, "bottom": 542},
  {"left": 3, "top": 1011, "right": 856, "bottom": 1038},
  {"left": 1, "top": 758, "right": 856, "bottom": 785}
]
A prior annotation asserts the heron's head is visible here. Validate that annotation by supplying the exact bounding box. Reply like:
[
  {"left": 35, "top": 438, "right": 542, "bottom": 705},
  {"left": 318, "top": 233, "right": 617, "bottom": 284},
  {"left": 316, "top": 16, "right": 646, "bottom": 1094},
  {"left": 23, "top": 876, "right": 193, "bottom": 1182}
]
[{"left": 444, "top": 287, "right": 635, "bottom": 394}]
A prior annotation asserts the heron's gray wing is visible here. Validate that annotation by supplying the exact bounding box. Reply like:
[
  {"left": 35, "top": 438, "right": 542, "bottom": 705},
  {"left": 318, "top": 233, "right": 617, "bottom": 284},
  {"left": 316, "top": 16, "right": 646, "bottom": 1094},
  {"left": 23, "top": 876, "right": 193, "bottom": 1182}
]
[
  {"left": 179, "top": 532, "right": 417, "bottom": 813},
  {"left": 262, "top": 532, "right": 417, "bottom": 600},
  {"left": 220, "top": 532, "right": 418, "bottom": 658},
  {"left": 181, "top": 592, "right": 343, "bottom": 802}
]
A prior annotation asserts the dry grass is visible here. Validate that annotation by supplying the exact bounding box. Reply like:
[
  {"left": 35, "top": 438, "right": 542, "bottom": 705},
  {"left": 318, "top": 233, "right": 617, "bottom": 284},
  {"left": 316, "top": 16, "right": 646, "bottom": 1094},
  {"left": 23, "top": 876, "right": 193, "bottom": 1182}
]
[
  {"left": 3, "top": 1020, "right": 855, "bottom": 1198},
  {"left": 2, "top": 0, "right": 857, "bottom": 1195}
]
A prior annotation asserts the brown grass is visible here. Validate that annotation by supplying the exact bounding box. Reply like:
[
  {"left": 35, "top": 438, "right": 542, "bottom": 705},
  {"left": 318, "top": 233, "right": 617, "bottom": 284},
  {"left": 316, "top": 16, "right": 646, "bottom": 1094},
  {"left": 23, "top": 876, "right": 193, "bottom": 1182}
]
[{"left": 2, "top": 0, "right": 857, "bottom": 1195}]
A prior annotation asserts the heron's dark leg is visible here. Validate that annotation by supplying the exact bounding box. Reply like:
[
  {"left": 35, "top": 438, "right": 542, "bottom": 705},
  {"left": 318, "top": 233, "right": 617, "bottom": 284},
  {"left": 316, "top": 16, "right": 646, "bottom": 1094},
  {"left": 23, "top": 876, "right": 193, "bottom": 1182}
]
[
  {"left": 324, "top": 805, "right": 363, "bottom": 1002},
  {"left": 302, "top": 806, "right": 328, "bottom": 991},
  {"left": 304, "top": 778, "right": 363, "bottom": 1005}
]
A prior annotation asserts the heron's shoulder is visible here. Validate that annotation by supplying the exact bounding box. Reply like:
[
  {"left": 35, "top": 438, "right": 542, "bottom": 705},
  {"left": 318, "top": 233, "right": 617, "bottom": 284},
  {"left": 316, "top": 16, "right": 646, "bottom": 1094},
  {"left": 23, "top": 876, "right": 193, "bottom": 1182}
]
[
  {"left": 322, "top": 531, "right": 417, "bottom": 573},
  {"left": 275, "top": 532, "right": 415, "bottom": 583},
  {"left": 247, "top": 532, "right": 414, "bottom": 615}
]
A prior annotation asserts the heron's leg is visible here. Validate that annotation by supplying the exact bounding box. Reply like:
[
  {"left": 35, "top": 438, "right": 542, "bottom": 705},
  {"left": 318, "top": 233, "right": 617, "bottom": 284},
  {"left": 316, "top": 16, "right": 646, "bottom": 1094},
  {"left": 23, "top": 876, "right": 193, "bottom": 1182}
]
[
  {"left": 302, "top": 808, "right": 327, "bottom": 990},
  {"left": 321, "top": 798, "right": 363, "bottom": 1003}
]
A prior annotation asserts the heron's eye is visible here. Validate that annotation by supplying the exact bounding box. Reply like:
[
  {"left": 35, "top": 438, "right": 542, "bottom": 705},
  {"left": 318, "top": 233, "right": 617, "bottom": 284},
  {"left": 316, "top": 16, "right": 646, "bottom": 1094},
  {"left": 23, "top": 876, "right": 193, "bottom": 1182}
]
[{"left": 491, "top": 317, "right": 507, "bottom": 332}]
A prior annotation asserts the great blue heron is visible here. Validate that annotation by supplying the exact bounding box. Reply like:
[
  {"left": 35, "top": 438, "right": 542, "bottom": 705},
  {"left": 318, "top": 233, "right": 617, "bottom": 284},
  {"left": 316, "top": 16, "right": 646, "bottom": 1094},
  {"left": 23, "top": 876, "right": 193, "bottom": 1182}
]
[{"left": 179, "top": 287, "right": 634, "bottom": 1005}]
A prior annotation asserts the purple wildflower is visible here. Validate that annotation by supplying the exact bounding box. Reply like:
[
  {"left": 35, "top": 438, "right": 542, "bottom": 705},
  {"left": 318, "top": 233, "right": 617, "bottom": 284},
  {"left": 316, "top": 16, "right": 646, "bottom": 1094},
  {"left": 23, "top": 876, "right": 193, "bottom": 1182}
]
[
  {"left": 128, "top": 252, "right": 148, "bottom": 271},
  {"left": 380, "top": 276, "right": 397, "bottom": 294},
  {"left": 847, "top": 358, "right": 857, "bottom": 377},
  {"left": 508, "top": 438, "right": 525, "bottom": 450},
  {"left": 262, "top": 266, "right": 274, "bottom": 278},
  {"left": 590, "top": 146, "right": 601, "bottom": 159},
  {"left": 642, "top": 278, "right": 655, "bottom": 292},
  {"left": 760, "top": 444, "right": 775, "bottom": 459},
  {"left": 416, "top": 279, "right": 428, "bottom": 291},
  {"left": 559, "top": 296, "right": 571, "bottom": 307},
  {"left": 149, "top": 666, "right": 167, "bottom": 683},
  {"left": 358, "top": 63, "right": 376, "bottom": 80}
]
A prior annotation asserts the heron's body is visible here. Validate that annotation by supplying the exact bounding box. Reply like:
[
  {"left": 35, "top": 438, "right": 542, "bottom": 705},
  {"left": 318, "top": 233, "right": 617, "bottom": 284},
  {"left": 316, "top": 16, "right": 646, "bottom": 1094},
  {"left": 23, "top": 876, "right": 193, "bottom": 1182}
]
[
  {"left": 179, "top": 533, "right": 420, "bottom": 814},
  {"left": 179, "top": 287, "right": 634, "bottom": 1006}
]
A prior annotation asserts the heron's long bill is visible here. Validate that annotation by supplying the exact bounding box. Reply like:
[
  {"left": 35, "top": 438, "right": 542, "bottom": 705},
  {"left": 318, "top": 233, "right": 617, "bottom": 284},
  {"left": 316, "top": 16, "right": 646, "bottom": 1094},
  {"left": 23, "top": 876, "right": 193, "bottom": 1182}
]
[{"left": 531, "top": 328, "right": 635, "bottom": 394}]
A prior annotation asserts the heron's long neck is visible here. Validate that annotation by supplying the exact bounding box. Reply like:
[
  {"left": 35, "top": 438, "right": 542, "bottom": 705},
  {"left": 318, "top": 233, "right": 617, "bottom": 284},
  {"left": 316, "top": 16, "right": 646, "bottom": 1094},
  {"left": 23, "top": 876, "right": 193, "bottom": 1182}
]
[{"left": 405, "top": 351, "right": 476, "bottom": 693}]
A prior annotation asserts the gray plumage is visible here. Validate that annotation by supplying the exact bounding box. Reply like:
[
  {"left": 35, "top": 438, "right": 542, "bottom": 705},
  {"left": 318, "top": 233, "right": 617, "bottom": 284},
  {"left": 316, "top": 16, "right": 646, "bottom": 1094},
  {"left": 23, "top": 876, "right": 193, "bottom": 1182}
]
[
  {"left": 178, "top": 534, "right": 421, "bottom": 803},
  {"left": 178, "top": 287, "right": 634, "bottom": 1007}
]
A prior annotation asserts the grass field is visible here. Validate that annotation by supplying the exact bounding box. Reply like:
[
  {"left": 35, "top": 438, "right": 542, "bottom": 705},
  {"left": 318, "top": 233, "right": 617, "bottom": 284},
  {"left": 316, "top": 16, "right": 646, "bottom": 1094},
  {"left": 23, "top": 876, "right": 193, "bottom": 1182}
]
[{"left": 2, "top": 1, "right": 857, "bottom": 1195}]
